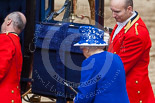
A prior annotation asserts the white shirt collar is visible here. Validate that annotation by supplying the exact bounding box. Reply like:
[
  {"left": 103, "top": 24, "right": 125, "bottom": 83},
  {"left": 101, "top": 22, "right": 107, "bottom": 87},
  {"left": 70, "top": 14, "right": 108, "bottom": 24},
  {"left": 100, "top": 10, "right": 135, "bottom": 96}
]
[
  {"left": 117, "top": 11, "right": 136, "bottom": 27},
  {"left": 112, "top": 11, "right": 137, "bottom": 40}
]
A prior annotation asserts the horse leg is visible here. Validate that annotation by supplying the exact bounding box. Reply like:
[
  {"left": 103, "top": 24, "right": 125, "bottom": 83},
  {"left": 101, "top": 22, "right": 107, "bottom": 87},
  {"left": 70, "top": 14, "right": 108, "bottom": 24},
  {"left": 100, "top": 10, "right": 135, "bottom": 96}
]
[
  {"left": 73, "top": 0, "right": 77, "bottom": 14},
  {"left": 88, "top": 0, "right": 95, "bottom": 24}
]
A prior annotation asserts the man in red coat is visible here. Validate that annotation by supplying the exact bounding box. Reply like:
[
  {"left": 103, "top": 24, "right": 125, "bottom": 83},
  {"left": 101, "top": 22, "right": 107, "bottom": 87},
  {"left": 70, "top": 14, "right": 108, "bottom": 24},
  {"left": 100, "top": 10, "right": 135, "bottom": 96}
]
[
  {"left": 0, "top": 12, "right": 26, "bottom": 103},
  {"left": 108, "top": 0, "right": 155, "bottom": 103}
]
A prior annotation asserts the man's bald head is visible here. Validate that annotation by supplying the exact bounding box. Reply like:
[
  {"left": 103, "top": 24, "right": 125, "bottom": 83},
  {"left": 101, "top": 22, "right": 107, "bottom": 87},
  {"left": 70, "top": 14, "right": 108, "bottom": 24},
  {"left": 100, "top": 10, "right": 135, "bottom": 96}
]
[
  {"left": 7, "top": 12, "right": 26, "bottom": 32},
  {"left": 110, "top": 0, "right": 133, "bottom": 23},
  {"left": 111, "top": 0, "right": 133, "bottom": 9},
  {"left": 124, "top": 0, "right": 133, "bottom": 9},
  {"left": 1, "top": 12, "right": 27, "bottom": 34}
]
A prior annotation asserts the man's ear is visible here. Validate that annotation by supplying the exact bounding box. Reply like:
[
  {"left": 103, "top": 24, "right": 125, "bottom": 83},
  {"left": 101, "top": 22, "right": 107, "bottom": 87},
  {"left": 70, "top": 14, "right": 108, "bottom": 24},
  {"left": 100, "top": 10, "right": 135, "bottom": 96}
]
[
  {"left": 7, "top": 19, "right": 12, "bottom": 26},
  {"left": 127, "top": 6, "right": 133, "bottom": 13}
]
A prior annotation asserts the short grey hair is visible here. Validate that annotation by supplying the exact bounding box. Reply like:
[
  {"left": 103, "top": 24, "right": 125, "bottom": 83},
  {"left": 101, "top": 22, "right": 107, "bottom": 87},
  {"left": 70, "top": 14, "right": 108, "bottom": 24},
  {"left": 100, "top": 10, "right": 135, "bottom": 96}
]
[
  {"left": 7, "top": 12, "right": 25, "bottom": 31},
  {"left": 81, "top": 46, "right": 105, "bottom": 50},
  {"left": 125, "top": 0, "right": 133, "bottom": 9}
]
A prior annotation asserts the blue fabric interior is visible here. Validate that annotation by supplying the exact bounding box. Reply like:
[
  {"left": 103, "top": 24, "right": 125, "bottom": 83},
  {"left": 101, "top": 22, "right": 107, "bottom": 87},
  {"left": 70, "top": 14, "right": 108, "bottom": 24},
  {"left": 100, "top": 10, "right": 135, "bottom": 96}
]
[{"left": 32, "top": 23, "right": 85, "bottom": 99}]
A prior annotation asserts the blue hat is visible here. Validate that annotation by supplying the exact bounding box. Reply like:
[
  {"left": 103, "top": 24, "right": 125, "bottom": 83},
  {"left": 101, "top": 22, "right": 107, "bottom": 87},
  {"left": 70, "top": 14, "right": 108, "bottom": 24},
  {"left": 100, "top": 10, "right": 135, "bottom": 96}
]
[{"left": 74, "top": 26, "right": 108, "bottom": 46}]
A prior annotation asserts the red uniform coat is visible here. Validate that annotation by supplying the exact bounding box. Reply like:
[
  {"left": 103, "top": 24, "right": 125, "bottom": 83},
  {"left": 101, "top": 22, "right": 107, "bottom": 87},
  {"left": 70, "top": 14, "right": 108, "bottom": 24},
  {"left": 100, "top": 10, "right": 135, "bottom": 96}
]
[
  {"left": 108, "top": 13, "right": 155, "bottom": 103},
  {"left": 0, "top": 33, "right": 22, "bottom": 103}
]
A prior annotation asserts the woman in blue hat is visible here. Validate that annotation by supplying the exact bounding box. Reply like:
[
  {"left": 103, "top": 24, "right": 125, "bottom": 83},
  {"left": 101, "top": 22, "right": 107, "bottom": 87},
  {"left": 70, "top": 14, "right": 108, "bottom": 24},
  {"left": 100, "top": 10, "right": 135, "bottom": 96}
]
[{"left": 73, "top": 26, "right": 130, "bottom": 103}]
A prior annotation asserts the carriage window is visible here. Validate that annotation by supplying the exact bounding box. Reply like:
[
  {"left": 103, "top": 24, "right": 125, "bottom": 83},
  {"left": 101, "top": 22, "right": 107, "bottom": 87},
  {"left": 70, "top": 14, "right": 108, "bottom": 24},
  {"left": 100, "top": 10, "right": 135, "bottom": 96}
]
[{"left": 53, "top": 0, "right": 95, "bottom": 25}]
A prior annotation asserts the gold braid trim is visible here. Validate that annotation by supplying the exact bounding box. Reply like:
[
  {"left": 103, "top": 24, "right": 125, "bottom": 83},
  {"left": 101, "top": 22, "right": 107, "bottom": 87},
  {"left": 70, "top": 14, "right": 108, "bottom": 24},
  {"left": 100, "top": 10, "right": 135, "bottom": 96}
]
[
  {"left": 5, "top": 32, "right": 18, "bottom": 36},
  {"left": 124, "top": 14, "right": 140, "bottom": 33}
]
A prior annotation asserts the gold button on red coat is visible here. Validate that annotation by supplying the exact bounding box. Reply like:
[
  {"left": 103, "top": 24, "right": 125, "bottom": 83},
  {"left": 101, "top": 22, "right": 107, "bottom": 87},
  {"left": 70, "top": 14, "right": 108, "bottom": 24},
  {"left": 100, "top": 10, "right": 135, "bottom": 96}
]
[
  {"left": 114, "top": 52, "right": 116, "bottom": 54},
  {"left": 11, "top": 100, "right": 14, "bottom": 103},
  {"left": 135, "top": 80, "right": 138, "bottom": 84},
  {"left": 139, "top": 100, "right": 142, "bottom": 103},
  {"left": 11, "top": 90, "right": 14, "bottom": 93}
]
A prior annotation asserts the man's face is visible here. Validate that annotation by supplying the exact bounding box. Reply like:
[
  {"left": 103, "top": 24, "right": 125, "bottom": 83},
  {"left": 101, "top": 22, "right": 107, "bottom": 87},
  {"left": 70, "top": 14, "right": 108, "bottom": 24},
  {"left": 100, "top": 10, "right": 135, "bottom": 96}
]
[
  {"left": 110, "top": 0, "right": 130, "bottom": 23},
  {"left": 1, "top": 17, "right": 8, "bottom": 33}
]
